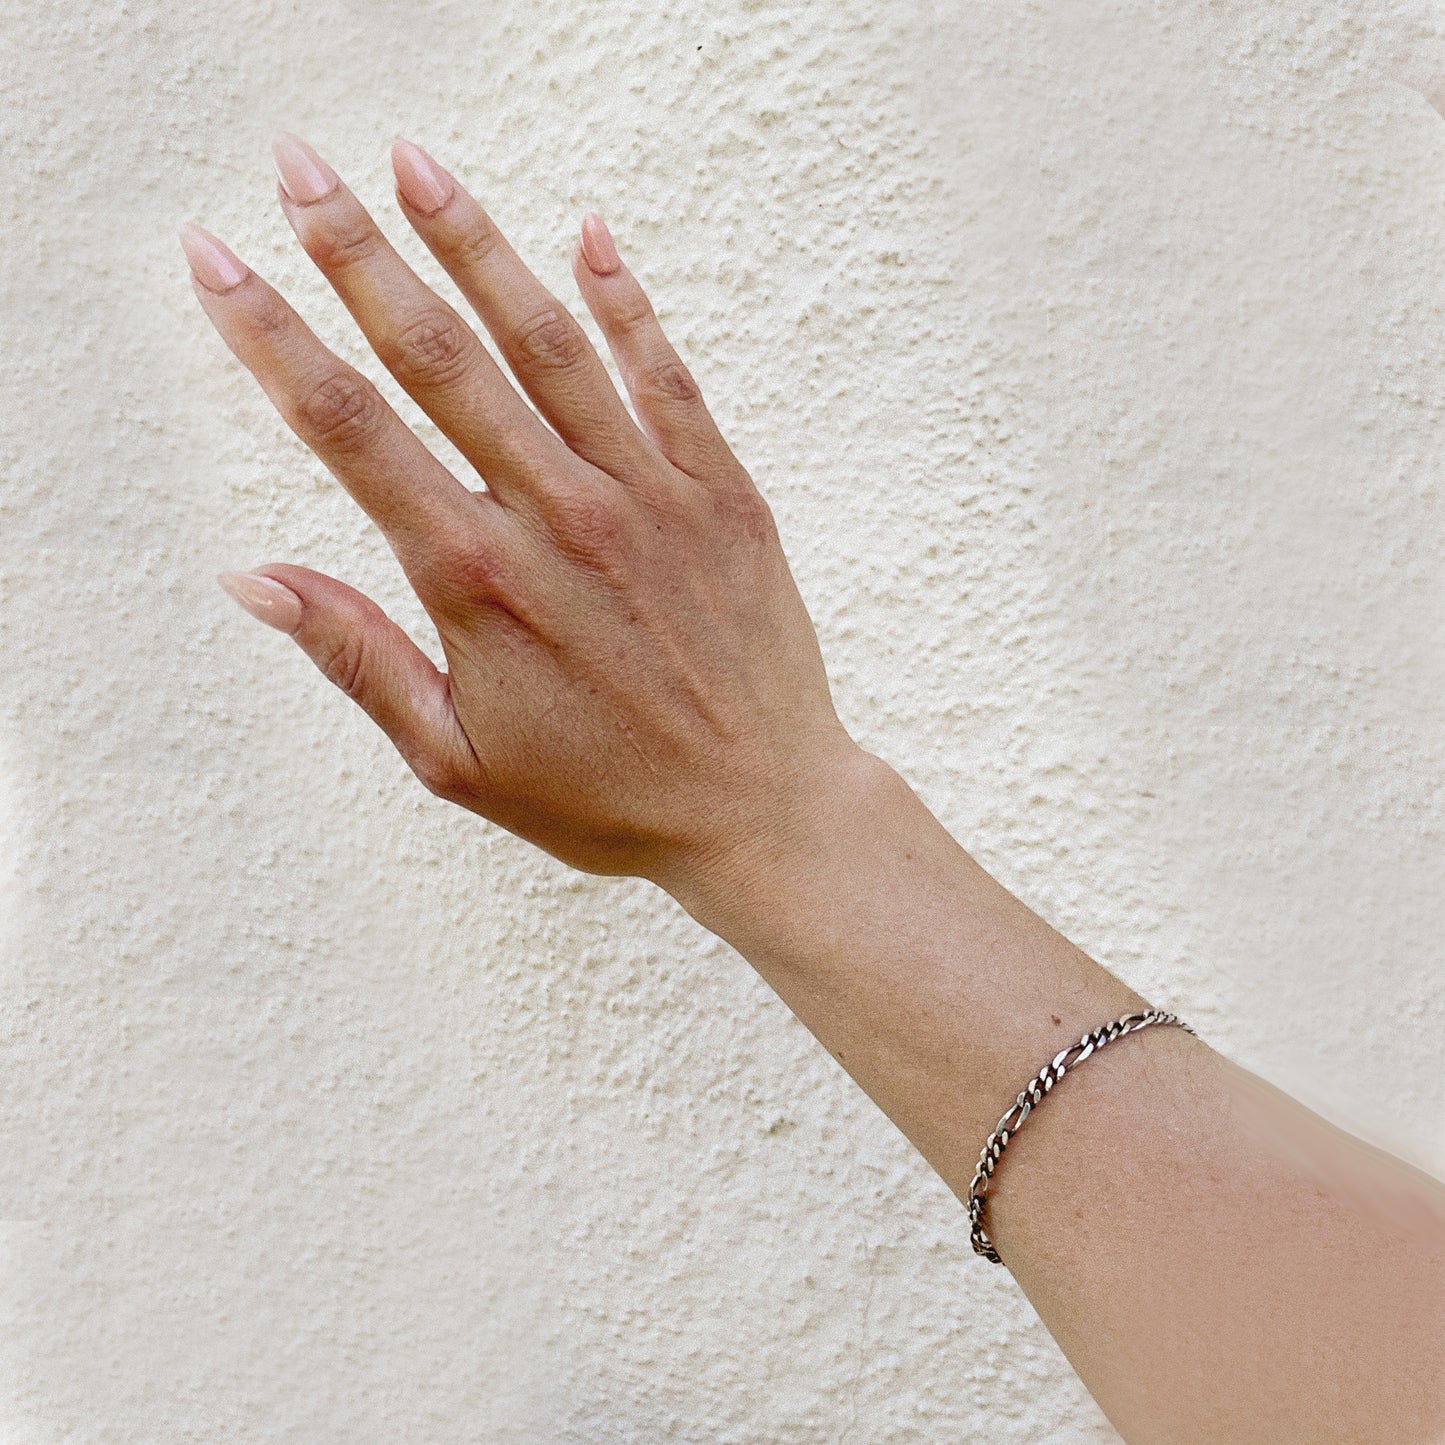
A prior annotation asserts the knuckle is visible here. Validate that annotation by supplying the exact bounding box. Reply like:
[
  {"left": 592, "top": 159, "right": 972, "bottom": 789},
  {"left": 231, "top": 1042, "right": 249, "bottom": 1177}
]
[
  {"left": 547, "top": 485, "right": 628, "bottom": 566},
  {"left": 515, "top": 309, "right": 588, "bottom": 372},
  {"left": 413, "top": 534, "right": 505, "bottom": 606},
  {"left": 306, "top": 217, "right": 384, "bottom": 273},
  {"left": 711, "top": 482, "right": 777, "bottom": 545},
  {"left": 297, "top": 371, "right": 384, "bottom": 449},
  {"left": 609, "top": 293, "right": 655, "bottom": 335},
  {"left": 238, "top": 285, "right": 294, "bottom": 342},
  {"left": 448, "top": 217, "right": 505, "bottom": 269},
  {"left": 412, "top": 749, "right": 466, "bottom": 803},
  {"left": 384, "top": 309, "right": 475, "bottom": 389},
  {"left": 638, "top": 357, "right": 701, "bottom": 404},
  {"left": 318, "top": 632, "right": 366, "bottom": 697}
]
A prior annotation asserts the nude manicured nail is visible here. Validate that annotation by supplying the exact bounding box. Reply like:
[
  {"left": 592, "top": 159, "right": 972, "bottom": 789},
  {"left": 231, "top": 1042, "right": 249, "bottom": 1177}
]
[
  {"left": 271, "top": 132, "right": 339, "bottom": 204},
  {"left": 178, "top": 222, "right": 250, "bottom": 293},
  {"left": 391, "top": 138, "right": 454, "bottom": 215},
  {"left": 580, "top": 212, "right": 620, "bottom": 276},
  {"left": 217, "top": 572, "right": 303, "bottom": 633}
]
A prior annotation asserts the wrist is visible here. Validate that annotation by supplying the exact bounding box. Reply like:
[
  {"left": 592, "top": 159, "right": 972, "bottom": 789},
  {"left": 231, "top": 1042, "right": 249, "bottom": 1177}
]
[{"left": 655, "top": 741, "right": 951, "bottom": 962}]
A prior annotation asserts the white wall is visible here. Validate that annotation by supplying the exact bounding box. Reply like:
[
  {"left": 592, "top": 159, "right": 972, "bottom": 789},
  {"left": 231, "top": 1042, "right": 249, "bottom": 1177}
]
[{"left": 1, "top": 1, "right": 1442, "bottom": 1439}]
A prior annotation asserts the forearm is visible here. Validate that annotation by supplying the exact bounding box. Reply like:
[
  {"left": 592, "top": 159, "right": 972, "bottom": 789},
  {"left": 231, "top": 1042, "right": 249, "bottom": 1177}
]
[{"left": 662, "top": 746, "right": 1445, "bottom": 1445}]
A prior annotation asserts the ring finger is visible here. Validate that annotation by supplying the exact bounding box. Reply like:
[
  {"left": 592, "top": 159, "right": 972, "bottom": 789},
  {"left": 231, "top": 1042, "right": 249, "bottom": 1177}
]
[{"left": 386, "top": 137, "right": 658, "bottom": 480}]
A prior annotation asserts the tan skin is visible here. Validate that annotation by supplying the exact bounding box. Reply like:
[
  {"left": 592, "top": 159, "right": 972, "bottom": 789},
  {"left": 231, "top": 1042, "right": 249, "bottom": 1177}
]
[{"left": 186, "top": 133, "right": 1445, "bottom": 1444}]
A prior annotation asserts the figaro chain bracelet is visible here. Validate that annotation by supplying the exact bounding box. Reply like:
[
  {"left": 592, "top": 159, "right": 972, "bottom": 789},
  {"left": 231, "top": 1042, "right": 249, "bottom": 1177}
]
[{"left": 967, "top": 1009, "right": 1197, "bottom": 1265}]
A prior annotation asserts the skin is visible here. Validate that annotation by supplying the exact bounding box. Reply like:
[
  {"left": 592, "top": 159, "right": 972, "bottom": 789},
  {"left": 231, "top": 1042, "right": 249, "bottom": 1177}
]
[{"left": 186, "top": 133, "right": 1445, "bottom": 1444}]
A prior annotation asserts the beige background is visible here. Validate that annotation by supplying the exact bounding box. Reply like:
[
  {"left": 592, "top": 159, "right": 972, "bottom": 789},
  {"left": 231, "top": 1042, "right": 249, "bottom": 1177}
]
[{"left": 1, "top": 1, "right": 1442, "bottom": 1439}]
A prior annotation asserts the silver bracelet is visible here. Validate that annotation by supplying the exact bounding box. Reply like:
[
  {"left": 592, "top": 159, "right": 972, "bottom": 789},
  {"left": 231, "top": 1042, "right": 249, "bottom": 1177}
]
[{"left": 967, "top": 1009, "right": 1197, "bottom": 1265}]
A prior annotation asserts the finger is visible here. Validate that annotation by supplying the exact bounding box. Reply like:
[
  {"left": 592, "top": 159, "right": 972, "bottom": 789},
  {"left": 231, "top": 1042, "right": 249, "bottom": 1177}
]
[
  {"left": 269, "top": 133, "right": 572, "bottom": 510},
  {"left": 389, "top": 139, "right": 656, "bottom": 481},
  {"left": 216, "top": 565, "right": 482, "bottom": 805},
  {"left": 180, "top": 222, "right": 482, "bottom": 565},
  {"left": 571, "top": 214, "right": 743, "bottom": 486}
]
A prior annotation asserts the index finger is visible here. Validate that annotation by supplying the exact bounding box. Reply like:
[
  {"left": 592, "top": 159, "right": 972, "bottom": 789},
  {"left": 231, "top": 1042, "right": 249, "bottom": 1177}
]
[{"left": 180, "top": 221, "right": 484, "bottom": 561}]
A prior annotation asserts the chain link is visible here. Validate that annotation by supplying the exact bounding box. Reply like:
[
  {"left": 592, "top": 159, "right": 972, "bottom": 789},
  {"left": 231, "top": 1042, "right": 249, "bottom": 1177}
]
[{"left": 967, "top": 1009, "right": 1197, "bottom": 1265}]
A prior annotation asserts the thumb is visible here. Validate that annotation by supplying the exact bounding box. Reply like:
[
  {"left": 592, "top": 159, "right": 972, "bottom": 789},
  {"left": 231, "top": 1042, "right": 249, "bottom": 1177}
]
[{"left": 217, "top": 564, "right": 479, "bottom": 804}]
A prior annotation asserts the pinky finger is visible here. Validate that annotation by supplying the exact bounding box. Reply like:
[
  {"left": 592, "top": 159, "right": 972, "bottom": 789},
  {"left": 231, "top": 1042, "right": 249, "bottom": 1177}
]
[
  {"left": 216, "top": 564, "right": 480, "bottom": 805},
  {"left": 571, "top": 214, "right": 742, "bottom": 485}
]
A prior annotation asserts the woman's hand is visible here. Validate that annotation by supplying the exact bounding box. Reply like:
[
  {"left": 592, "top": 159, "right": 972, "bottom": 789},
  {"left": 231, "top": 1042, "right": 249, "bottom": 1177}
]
[{"left": 185, "top": 134, "right": 863, "bottom": 891}]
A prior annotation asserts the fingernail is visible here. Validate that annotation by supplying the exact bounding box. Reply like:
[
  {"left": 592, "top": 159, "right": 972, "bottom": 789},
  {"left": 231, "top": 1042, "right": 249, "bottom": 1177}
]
[
  {"left": 271, "top": 132, "right": 339, "bottom": 205},
  {"left": 580, "top": 212, "right": 620, "bottom": 276},
  {"left": 217, "top": 571, "right": 303, "bottom": 633},
  {"left": 391, "top": 138, "right": 454, "bottom": 216},
  {"left": 179, "top": 222, "right": 250, "bottom": 293}
]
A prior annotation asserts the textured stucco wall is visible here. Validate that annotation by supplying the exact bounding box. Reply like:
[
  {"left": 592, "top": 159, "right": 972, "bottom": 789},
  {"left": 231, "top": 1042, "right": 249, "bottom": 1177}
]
[{"left": 1, "top": 1, "right": 1443, "bottom": 1440}]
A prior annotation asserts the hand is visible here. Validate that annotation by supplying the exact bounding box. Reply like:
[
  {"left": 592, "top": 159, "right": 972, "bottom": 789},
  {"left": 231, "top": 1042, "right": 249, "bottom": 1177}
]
[{"left": 185, "top": 134, "right": 863, "bottom": 891}]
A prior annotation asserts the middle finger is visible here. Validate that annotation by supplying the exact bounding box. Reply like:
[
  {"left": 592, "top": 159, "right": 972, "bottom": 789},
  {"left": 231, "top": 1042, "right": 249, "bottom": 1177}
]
[{"left": 270, "top": 132, "right": 573, "bottom": 514}]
